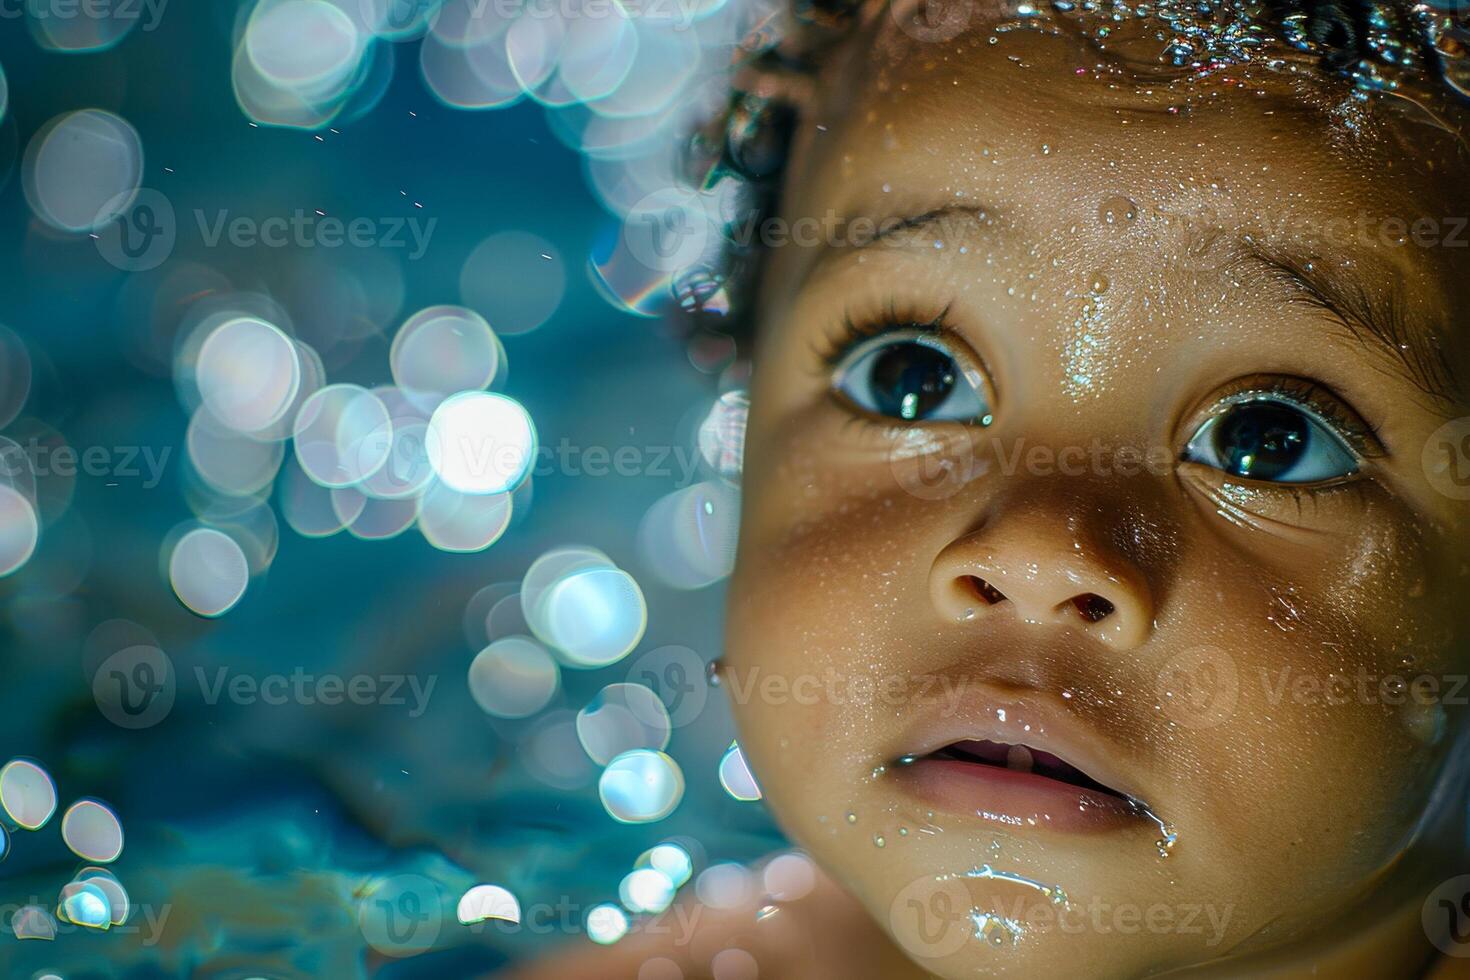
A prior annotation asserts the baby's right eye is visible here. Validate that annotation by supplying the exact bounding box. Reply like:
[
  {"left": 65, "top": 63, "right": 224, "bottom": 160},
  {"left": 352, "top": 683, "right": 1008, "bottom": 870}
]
[{"left": 831, "top": 330, "right": 994, "bottom": 425}]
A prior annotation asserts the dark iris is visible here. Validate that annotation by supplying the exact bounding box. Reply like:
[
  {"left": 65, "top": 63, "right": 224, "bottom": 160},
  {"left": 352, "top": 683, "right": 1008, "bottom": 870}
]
[
  {"left": 1212, "top": 401, "right": 1310, "bottom": 480},
  {"left": 869, "top": 342, "right": 957, "bottom": 420}
]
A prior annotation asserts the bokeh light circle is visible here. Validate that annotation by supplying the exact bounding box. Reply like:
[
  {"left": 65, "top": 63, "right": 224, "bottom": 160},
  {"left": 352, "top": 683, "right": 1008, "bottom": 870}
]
[
  {"left": 293, "top": 383, "right": 392, "bottom": 488},
  {"left": 458, "top": 232, "right": 566, "bottom": 335},
  {"left": 168, "top": 527, "right": 249, "bottom": 617},
  {"left": 57, "top": 880, "right": 111, "bottom": 929},
  {"left": 718, "top": 741, "right": 762, "bottom": 802},
  {"left": 0, "top": 324, "right": 32, "bottom": 429},
  {"left": 196, "top": 317, "right": 302, "bottom": 434},
  {"left": 586, "top": 903, "right": 629, "bottom": 944},
  {"left": 599, "top": 749, "right": 684, "bottom": 823},
  {"left": 637, "top": 481, "right": 739, "bottom": 590},
  {"left": 426, "top": 391, "right": 536, "bottom": 494},
  {"left": 0, "top": 484, "right": 39, "bottom": 577},
  {"left": 22, "top": 109, "right": 142, "bottom": 232},
  {"left": 390, "top": 305, "right": 502, "bottom": 412},
  {"left": 416, "top": 482, "right": 512, "bottom": 552},
  {"left": 620, "top": 867, "right": 675, "bottom": 914},
  {"left": 0, "top": 759, "right": 56, "bottom": 830},
  {"left": 534, "top": 565, "right": 647, "bottom": 668},
  {"left": 468, "top": 636, "right": 560, "bottom": 719},
  {"left": 457, "top": 884, "right": 521, "bottom": 925},
  {"left": 576, "top": 683, "right": 672, "bottom": 764},
  {"left": 60, "top": 799, "right": 124, "bottom": 863}
]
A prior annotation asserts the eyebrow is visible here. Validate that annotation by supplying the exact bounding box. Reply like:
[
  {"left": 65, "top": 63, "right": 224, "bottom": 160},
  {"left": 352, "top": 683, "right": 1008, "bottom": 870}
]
[
  {"left": 816, "top": 204, "right": 1461, "bottom": 405},
  {"left": 1234, "top": 243, "right": 1460, "bottom": 406}
]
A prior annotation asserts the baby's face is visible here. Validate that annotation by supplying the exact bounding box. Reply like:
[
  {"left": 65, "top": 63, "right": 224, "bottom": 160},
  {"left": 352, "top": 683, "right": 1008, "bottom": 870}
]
[{"left": 723, "top": 7, "right": 1470, "bottom": 977}]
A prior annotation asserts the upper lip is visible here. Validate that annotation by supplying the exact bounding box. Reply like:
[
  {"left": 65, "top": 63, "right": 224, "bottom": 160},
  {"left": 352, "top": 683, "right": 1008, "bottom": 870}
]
[{"left": 887, "top": 685, "right": 1154, "bottom": 807}]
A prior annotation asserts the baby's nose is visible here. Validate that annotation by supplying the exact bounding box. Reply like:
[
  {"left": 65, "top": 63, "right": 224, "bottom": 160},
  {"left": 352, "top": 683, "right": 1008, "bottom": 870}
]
[{"left": 929, "top": 510, "right": 1154, "bottom": 651}]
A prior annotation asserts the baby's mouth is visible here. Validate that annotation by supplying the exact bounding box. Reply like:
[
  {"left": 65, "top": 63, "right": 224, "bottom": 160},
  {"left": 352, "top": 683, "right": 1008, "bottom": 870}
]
[
  {"left": 928, "top": 739, "right": 1131, "bottom": 800},
  {"left": 894, "top": 737, "right": 1148, "bottom": 833}
]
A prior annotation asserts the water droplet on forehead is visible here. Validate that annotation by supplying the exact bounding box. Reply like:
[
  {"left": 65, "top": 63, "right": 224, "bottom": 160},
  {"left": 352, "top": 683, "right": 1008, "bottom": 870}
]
[{"left": 1099, "top": 196, "right": 1139, "bottom": 226}]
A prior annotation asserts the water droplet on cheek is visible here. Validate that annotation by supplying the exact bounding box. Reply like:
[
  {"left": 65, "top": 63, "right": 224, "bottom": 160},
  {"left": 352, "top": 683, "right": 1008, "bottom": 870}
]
[{"left": 1098, "top": 196, "right": 1138, "bottom": 227}]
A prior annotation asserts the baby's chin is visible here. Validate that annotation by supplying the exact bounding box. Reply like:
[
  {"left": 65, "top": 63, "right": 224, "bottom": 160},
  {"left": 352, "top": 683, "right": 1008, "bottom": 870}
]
[{"left": 768, "top": 794, "right": 1205, "bottom": 977}]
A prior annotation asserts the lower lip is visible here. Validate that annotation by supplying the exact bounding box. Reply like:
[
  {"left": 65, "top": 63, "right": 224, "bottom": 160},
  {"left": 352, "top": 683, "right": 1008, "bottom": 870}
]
[{"left": 893, "top": 757, "right": 1144, "bottom": 833}]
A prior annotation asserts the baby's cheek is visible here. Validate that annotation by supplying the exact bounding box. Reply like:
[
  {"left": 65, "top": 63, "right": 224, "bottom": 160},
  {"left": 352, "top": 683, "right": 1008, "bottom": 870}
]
[{"left": 1184, "top": 492, "right": 1464, "bottom": 896}]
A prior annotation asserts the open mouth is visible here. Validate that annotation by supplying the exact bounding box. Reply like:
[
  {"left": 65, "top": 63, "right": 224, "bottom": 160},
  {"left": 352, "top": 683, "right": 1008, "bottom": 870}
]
[
  {"left": 894, "top": 737, "right": 1145, "bottom": 833},
  {"left": 929, "top": 739, "right": 1131, "bottom": 801}
]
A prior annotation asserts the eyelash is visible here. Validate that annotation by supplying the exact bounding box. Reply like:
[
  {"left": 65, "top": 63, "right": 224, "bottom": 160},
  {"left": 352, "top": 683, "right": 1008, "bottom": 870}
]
[
  {"left": 1199, "top": 376, "right": 1387, "bottom": 463},
  {"left": 810, "top": 301, "right": 956, "bottom": 371},
  {"left": 813, "top": 304, "right": 1387, "bottom": 463}
]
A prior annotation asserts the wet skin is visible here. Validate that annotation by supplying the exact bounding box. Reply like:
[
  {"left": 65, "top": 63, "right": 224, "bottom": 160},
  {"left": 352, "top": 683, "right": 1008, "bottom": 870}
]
[{"left": 724, "top": 7, "right": 1470, "bottom": 978}]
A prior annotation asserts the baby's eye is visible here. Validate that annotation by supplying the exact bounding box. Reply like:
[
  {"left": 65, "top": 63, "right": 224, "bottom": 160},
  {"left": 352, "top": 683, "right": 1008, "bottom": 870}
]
[
  {"left": 831, "top": 331, "right": 993, "bottom": 424},
  {"left": 1183, "top": 396, "right": 1359, "bottom": 483}
]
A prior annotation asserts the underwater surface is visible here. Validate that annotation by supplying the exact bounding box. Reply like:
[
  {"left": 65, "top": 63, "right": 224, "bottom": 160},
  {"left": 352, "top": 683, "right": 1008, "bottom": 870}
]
[{"left": 0, "top": 4, "right": 778, "bottom": 976}]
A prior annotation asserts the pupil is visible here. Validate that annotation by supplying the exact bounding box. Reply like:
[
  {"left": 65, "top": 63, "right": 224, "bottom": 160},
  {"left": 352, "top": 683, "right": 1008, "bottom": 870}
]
[
  {"left": 870, "top": 343, "right": 957, "bottom": 420},
  {"left": 1212, "top": 401, "right": 1309, "bottom": 480}
]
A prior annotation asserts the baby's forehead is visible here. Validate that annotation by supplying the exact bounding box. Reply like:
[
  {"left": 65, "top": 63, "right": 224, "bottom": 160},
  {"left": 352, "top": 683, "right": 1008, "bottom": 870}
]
[
  {"left": 802, "top": 12, "right": 1466, "bottom": 247},
  {"left": 778, "top": 12, "right": 1469, "bottom": 401}
]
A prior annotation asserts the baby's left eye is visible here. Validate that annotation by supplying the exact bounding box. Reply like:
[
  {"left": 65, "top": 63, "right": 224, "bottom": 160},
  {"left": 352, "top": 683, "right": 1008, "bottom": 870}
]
[
  {"left": 831, "top": 331, "right": 993, "bottom": 424},
  {"left": 1183, "top": 396, "right": 1359, "bottom": 483}
]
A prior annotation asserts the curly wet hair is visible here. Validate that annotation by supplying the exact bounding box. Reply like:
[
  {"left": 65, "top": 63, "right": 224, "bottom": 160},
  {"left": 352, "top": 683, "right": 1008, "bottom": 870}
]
[{"left": 679, "top": 0, "right": 1468, "bottom": 353}]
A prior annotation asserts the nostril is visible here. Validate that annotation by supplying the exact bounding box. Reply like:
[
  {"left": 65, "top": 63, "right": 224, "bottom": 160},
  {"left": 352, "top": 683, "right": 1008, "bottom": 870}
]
[
  {"left": 963, "top": 575, "right": 1008, "bottom": 606},
  {"left": 1071, "top": 593, "right": 1115, "bottom": 623}
]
